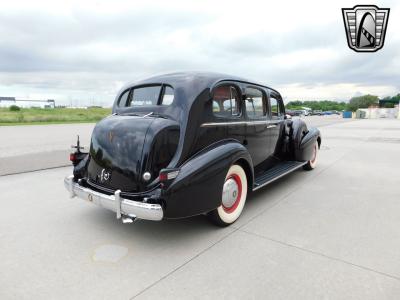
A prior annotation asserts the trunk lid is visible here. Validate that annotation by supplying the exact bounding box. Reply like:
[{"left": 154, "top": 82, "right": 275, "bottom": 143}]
[
  {"left": 87, "top": 114, "right": 179, "bottom": 192},
  {"left": 88, "top": 115, "right": 153, "bottom": 192}
]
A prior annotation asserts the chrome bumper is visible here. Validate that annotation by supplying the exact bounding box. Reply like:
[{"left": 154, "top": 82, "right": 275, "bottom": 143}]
[{"left": 64, "top": 175, "right": 163, "bottom": 221}]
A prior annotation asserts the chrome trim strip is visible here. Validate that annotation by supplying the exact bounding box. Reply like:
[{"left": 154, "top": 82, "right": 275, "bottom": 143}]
[
  {"left": 252, "top": 162, "right": 307, "bottom": 191},
  {"left": 201, "top": 121, "right": 281, "bottom": 127},
  {"left": 201, "top": 121, "right": 246, "bottom": 127},
  {"left": 64, "top": 176, "right": 163, "bottom": 221},
  {"left": 115, "top": 190, "right": 122, "bottom": 219}
]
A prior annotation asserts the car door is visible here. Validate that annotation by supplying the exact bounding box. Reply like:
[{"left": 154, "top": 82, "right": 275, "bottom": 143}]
[
  {"left": 244, "top": 86, "right": 269, "bottom": 168},
  {"left": 266, "top": 90, "right": 285, "bottom": 158},
  {"left": 196, "top": 84, "right": 246, "bottom": 155},
  {"left": 214, "top": 85, "right": 245, "bottom": 144}
]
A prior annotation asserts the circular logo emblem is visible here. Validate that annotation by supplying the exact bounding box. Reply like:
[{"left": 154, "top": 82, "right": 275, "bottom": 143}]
[{"left": 100, "top": 169, "right": 112, "bottom": 183}]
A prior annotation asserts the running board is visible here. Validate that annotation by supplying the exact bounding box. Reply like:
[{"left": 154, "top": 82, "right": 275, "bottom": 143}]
[{"left": 253, "top": 161, "right": 307, "bottom": 191}]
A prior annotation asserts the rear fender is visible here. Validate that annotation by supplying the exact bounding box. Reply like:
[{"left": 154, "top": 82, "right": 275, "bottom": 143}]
[
  {"left": 162, "top": 140, "right": 253, "bottom": 219},
  {"left": 295, "top": 127, "right": 321, "bottom": 161}
]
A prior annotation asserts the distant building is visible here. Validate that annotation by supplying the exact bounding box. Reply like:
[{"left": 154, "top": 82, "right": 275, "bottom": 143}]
[
  {"left": 356, "top": 107, "right": 399, "bottom": 119},
  {"left": 0, "top": 97, "right": 55, "bottom": 108}
]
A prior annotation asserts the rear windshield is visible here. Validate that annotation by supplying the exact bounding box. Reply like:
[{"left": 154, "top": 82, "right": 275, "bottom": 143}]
[
  {"left": 130, "top": 86, "right": 161, "bottom": 106},
  {"left": 118, "top": 85, "right": 174, "bottom": 107}
]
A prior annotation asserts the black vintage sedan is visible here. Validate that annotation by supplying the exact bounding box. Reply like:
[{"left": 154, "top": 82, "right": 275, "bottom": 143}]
[{"left": 65, "top": 72, "right": 321, "bottom": 226}]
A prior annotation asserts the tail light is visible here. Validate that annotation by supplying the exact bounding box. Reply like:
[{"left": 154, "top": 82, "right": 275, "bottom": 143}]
[
  {"left": 69, "top": 152, "right": 87, "bottom": 166},
  {"left": 70, "top": 153, "right": 77, "bottom": 162},
  {"left": 159, "top": 169, "right": 180, "bottom": 182}
]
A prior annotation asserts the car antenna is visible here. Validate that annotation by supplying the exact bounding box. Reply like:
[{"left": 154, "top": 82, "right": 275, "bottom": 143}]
[{"left": 71, "top": 135, "right": 84, "bottom": 153}]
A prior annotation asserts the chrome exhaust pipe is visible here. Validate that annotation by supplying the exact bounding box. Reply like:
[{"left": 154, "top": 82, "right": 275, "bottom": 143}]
[{"left": 122, "top": 216, "right": 136, "bottom": 224}]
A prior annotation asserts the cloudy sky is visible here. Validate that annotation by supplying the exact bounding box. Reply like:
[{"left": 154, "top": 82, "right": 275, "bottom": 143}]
[{"left": 0, "top": 0, "right": 399, "bottom": 106}]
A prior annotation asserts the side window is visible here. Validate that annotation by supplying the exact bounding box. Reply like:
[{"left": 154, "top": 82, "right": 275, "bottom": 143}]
[
  {"left": 245, "top": 87, "right": 265, "bottom": 119},
  {"left": 270, "top": 95, "right": 281, "bottom": 119},
  {"left": 212, "top": 85, "right": 240, "bottom": 118},
  {"left": 162, "top": 86, "right": 174, "bottom": 105},
  {"left": 118, "top": 90, "right": 130, "bottom": 107}
]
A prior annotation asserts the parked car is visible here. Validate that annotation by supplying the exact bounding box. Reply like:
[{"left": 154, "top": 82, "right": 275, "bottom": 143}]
[
  {"left": 65, "top": 72, "right": 321, "bottom": 226},
  {"left": 311, "top": 110, "right": 323, "bottom": 115},
  {"left": 286, "top": 109, "right": 304, "bottom": 116}
]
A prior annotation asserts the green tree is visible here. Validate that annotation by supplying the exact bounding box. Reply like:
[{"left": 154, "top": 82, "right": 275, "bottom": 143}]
[
  {"left": 391, "top": 93, "right": 400, "bottom": 102},
  {"left": 347, "top": 94, "right": 379, "bottom": 112},
  {"left": 286, "top": 100, "right": 347, "bottom": 111},
  {"left": 9, "top": 105, "right": 21, "bottom": 111},
  {"left": 383, "top": 102, "right": 395, "bottom": 108}
]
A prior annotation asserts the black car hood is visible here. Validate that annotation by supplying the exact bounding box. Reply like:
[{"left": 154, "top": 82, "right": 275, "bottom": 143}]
[{"left": 87, "top": 115, "right": 154, "bottom": 192}]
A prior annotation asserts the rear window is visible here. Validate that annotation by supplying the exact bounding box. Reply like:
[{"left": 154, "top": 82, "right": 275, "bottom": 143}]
[
  {"left": 119, "top": 85, "right": 174, "bottom": 107},
  {"left": 130, "top": 86, "right": 162, "bottom": 106}
]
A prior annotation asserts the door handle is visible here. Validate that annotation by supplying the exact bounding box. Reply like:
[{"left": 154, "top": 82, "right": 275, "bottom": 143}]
[{"left": 267, "top": 125, "right": 277, "bottom": 129}]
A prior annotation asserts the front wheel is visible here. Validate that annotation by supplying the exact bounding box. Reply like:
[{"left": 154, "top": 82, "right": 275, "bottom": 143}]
[
  {"left": 303, "top": 140, "right": 319, "bottom": 170},
  {"left": 208, "top": 164, "right": 247, "bottom": 226}
]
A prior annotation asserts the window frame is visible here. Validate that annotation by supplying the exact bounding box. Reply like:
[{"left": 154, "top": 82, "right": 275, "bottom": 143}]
[
  {"left": 159, "top": 85, "right": 175, "bottom": 106},
  {"left": 211, "top": 83, "right": 242, "bottom": 120},
  {"left": 244, "top": 86, "right": 267, "bottom": 120},
  {"left": 117, "top": 89, "right": 131, "bottom": 107},
  {"left": 268, "top": 90, "right": 284, "bottom": 120}
]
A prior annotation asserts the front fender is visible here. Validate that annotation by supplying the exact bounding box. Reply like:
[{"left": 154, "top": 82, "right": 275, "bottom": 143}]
[{"left": 162, "top": 140, "right": 253, "bottom": 219}]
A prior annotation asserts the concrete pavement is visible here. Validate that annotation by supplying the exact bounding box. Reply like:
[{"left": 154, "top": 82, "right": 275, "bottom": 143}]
[
  {"left": 0, "top": 123, "right": 94, "bottom": 175},
  {"left": 1, "top": 118, "right": 400, "bottom": 299}
]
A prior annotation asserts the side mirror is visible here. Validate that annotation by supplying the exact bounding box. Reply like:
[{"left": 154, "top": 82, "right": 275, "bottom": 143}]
[{"left": 284, "top": 114, "right": 292, "bottom": 120}]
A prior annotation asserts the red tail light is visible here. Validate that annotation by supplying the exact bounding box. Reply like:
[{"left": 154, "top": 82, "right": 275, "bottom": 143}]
[
  {"left": 69, "top": 153, "right": 76, "bottom": 162},
  {"left": 159, "top": 169, "right": 179, "bottom": 182},
  {"left": 159, "top": 172, "right": 168, "bottom": 181}
]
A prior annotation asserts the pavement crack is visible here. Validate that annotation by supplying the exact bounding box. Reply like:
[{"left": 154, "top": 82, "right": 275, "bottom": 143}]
[{"left": 238, "top": 228, "right": 400, "bottom": 283}]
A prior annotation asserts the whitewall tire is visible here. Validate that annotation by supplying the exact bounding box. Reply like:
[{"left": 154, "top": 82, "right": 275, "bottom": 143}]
[
  {"left": 208, "top": 164, "right": 247, "bottom": 226},
  {"left": 304, "top": 141, "right": 318, "bottom": 170}
]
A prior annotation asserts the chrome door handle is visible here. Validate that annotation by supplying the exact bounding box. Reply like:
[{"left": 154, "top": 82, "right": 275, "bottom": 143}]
[{"left": 267, "top": 125, "right": 277, "bottom": 129}]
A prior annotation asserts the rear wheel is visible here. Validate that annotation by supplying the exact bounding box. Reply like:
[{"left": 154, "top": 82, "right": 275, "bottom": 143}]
[
  {"left": 208, "top": 164, "right": 247, "bottom": 226},
  {"left": 303, "top": 141, "right": 318, "bottom": 170}
]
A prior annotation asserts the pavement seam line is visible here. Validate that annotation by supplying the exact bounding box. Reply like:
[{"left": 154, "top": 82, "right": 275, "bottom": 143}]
[
  {"left": 239, "top": 228, "right": 400, "bottom": 282},
  {"left": 0, "top": 165, "right": 70, "bottom": 177},
  {"left": 130, "top": 227, "right": 241, "bottom": 299}
]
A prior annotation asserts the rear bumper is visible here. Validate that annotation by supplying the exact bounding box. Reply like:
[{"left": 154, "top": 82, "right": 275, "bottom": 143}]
[{"left": 64, "top": 175, "right": 163, "bottom": 221}]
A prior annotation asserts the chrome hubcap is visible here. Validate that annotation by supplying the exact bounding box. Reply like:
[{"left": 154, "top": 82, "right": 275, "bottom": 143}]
[{"left": 222, "top": 178, "right": 239, "bottom": 209}]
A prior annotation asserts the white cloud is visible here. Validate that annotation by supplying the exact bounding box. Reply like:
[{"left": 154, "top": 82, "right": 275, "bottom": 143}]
[{"left": 0, "top": 0, "right": 398, "bottom": 105}]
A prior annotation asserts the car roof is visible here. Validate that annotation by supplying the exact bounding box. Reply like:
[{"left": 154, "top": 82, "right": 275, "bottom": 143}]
[{"left": 119, "top": 71, "right": 280, "bottom": 95}]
